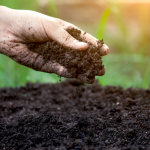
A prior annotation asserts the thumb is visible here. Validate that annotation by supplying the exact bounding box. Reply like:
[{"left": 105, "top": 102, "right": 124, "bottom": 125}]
[
  {"left": 58, "top": 28, "right": 89, "bottom": 51},
  {"left": 45, "top": 23, "right": 89, "bottom": 51}
]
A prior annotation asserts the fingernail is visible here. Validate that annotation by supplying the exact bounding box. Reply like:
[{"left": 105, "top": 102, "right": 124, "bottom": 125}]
[
  {"left": 78, "top": 42, "right": 88, "bottom": 46},
  {"left": 76, "top": 41, "right": 88, "bottom": 46},
  {"left": 103, "top": 44, "right": 110, "bottom": 53},
  {"left": 100, "top": 44, "right": 110, "bottom": 55}
]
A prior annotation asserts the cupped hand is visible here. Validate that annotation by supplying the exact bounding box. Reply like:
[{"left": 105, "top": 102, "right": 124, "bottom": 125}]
[{"left": 0, "top": 6, "right": 109, "bottom": 83}]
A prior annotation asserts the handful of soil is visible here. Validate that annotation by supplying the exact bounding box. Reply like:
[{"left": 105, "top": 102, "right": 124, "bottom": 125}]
[{"left": 27, "top": 28, "right": 105, "bottom": 82}]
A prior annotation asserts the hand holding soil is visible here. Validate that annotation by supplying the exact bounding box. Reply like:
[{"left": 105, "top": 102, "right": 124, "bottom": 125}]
[{"left": 0, "top": 6, "right": 109, "bottom": 83}]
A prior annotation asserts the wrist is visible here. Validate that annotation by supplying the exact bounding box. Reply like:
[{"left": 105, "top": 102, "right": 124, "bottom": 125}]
[
  {"left": 0, "top": 6, "right": 14, "bottom": 30},
  {"left": 0, "top": 6, "right": 12, "bottom": 15},
  {"left": 0, "top": 6, "right": 13, "bottom": 54}
]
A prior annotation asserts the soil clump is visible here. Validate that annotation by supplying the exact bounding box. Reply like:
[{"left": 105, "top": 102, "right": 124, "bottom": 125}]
[{"left": 27, "top": 28, "right": 104, "bottom": 80}]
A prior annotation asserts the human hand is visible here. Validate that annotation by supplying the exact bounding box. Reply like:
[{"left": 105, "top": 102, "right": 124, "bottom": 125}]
[{"left": 0, "top": 6, "right": 109, "bottom": 83}]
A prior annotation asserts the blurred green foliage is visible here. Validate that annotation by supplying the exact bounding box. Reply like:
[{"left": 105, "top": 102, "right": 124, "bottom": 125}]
[
  {"left": 0, "top": 55, "right": 60, "bottom": 87},
  {"left": 48, "top": 0, "right": 58, "bottom": 17},
  {"left": 96, "top": 3, "right": 150, "bottom": 88},
  {"left": 96, "top": 54, "right": 150, "bottom": 88},
  {"left": 0, "top": 0, "right": 38, "bottom": 10},
  {"left": 0, "top": 0, "right": 149, "bottom": 88}
]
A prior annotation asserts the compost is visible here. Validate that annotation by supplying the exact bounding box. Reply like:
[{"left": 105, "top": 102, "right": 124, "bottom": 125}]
[
  {"left": 0, "top": 79, "right": 150, "bottom": 150},
  {"left": 27, "top": 28, "right": 104, "bottom": 80}
]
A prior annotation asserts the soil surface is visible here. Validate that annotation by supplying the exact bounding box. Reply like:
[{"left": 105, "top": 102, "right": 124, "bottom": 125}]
[
  {"left": 0, "top": 79, "right": 150, "bottom": 150},
  {"left": 27, "top": 28, "right": 104, "bottom": 80}
]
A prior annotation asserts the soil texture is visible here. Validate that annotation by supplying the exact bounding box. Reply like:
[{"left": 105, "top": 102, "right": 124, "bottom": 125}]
[
  {"left": 0, "top": 79, "right": 150, "bottom": 150},
  {"left": 27, "top": 28, "right": 104, "bottom": 80}
]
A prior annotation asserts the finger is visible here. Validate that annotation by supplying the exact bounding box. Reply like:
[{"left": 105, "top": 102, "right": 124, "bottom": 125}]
[
  {"left": 43, "top": 19, "right": 88, "bottom": 51},
  {"left": 96, "top": 67, "right": 106, "bottom": 76},
  {"left": 5, "top": 42, "right": 76, "bottom": 78},
  {"left": 56, "top": 19, "right": 110, "bottom": 55},
  {"left": 77, "top": 74, "right": 95, "bottom": 84},
  {"left": 79, "top": 31, "right": 110, "bottom": 56},
  {"left": 56, "top": 19, "right": 98, "bottom": 45},
  {"left": 32, "top": 54, "right": 77, "bottom": 78},
  {"left": 99, "top": 44, "right": 110, "bottom": 56},
  {"left": 74, "top": 28, "right": 110, "bottom": 56},
  {"left": 77, "top": 67, "right": 105, "bottom": 84},
  {"left": 41, "top": 62, "right": 77, "bottom": 78},
  {"left": 24, "top": 47, "right": 77, "bottom": 78},
  {"left": 7, "top": 43, "right": 41, "bottom": 68}
]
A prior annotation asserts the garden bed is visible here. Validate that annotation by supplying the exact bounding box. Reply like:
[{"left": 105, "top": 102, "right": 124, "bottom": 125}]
[{"left": 0, "top": 79, "right": 150, "bottom": 150}]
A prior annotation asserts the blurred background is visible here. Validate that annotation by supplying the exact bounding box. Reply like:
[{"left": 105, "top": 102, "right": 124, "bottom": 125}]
[{"left": 0, "top": 0, "right": 150, "bottom": 88}]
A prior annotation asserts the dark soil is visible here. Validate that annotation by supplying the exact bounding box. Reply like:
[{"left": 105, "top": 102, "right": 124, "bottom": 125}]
[
  {"left": 27, "top": 28, "right": 104, "bottom": 80},
  {"left": 0, "top": 79, "right": 150, "bottom": 150}
]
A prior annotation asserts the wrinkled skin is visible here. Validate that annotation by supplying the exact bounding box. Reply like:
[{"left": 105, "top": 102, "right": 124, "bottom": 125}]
[{"left": 0, "top": 6, "right": 109, "bottom": 83}]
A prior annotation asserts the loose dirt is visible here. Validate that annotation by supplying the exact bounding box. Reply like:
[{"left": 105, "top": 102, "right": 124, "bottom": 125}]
[
  {"left": 0, "top": 80, "right": 150, "bottom": 150},
  {"left": 27, "top": 28, "right": 104, "bottom": 80}
]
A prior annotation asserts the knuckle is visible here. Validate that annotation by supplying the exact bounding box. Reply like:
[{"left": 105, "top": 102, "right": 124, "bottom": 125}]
[
  {"left": 32, "top": 55, "right": 44, "bottom": 71},
  {"left": 41, "top": 63, "right": 53, "bottom": 73}
]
